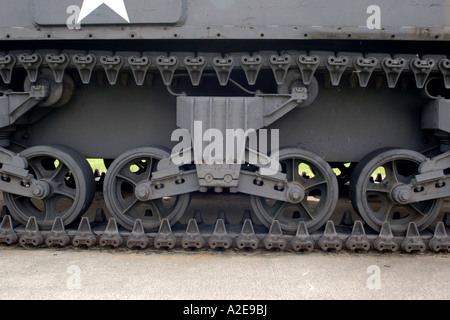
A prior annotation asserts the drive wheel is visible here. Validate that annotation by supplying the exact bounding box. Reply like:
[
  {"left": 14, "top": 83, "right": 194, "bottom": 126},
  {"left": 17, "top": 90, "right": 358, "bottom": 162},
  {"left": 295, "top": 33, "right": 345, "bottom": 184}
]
[
  {"left": 103, "top": 147, "right": 190, "bottom": 232},
  {"left": 3, "top": 145, "right": 95, "bottom": 229},
  {"left": 350, "top": 148, "right": 443, "bottom": 234},
  {"left": 250, "top": 147, "right": 339, "bottom": 233}
]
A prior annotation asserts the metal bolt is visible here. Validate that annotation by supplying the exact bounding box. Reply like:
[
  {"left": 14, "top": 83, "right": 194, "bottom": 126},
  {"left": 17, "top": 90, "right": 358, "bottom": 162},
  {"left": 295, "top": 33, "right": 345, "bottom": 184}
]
[
  {"left": 287, "top": 185, "right": 305, "bottom": 203},
  {"left": 204, "top": 174, "right": 214, "bottom": 183},
  {"left": 223, "top": 174, "right": 233, "bottom": 184},
  {"left": 392, "top": 185, "right": 412, "bottom": 204},
  {"left": 31, "top": 184, "right": 45, "bottom": 198},
  {"left": 135, "top": 184, "right": 151, "bottom": 201}
]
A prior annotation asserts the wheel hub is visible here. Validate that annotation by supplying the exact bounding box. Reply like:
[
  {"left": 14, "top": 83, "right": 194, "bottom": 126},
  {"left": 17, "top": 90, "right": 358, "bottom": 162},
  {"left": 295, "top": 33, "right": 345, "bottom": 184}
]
[
  {"left": 391, "top": 184, "right": 413, "bottom": 204},
  {"left": 286, "top": 185, "right": 305, "bottom": 203},
  {"left": 135, "top": 182, "right": 152, "bottom": 201},
  {"left": 30, "top": 181, "right": 51, "bottom": 200}
]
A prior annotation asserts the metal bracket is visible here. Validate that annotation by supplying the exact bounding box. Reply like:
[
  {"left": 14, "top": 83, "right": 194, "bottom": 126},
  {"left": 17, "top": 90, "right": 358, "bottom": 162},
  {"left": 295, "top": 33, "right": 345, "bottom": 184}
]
[
  {"left": 100, "top": 55, "right": 124, "bottom": 85},
  {"left": 296, "top": 55, "right": 320, "bottom": 85},
  {"left": 382, "top": 57, "right": 406, "bottom": 88},
  {"left": 0, "top": 54, "right": 16, "bottom": 84},
  {"left": 269, "top": 54, "right": 292, "bottom": 85},
  {"left": 262, "top": 88, "right": 308, "bottom": 125},
  {"left": 18, "top": 53, "right": 42, "bottom": 83},
  {"left": 410, "top": 58, "right": 435, "bottom": 89},
  {"left": 0, "top": 85, "right": 48, "bottom": 128},
  {"left": 353, "top": 57, "right": 378, "bottom": 87},
  {"left": 73, "top": 54, "right": 97, "bottom": 84},
  {"left": 0, "top": 146, "right": 53, "bottom": 200},
  {"left": 45, "top": 53, "right": 70, "bottom": 84},
  {"left": 0, "top": 147, "right": 29, "bottom": 178},
  {"left": 419, "top": 151, "right": 450, "bottom": 177},
  {"left": 241, "top": 55, "right": 263, "bottom": 85},
  {"left": 156, "top": 55, "right": 179, "bottom": 86},
  {"left": 325, "top": 55, "right": 349, "bottom": 86},
  {"left": 213, "top": 56, "right": 235, "bottom": 86},
  {"left": 177, "top": 89, "right": 307, "bottom": 136},
  {"left": 128, "top": 56, "right": 151, "bottom": 86},
  {"left": 438, "top": 59, "right": 450, "bottom": 89},
  {"left": 184, "top": 56, "right": 207, "bottom": 86},
  {"left": 237, "top": 169, "right": 304, "bottom": 203},
  {"left": 135, "top": 169, "right": 199, "bottom": 201}
]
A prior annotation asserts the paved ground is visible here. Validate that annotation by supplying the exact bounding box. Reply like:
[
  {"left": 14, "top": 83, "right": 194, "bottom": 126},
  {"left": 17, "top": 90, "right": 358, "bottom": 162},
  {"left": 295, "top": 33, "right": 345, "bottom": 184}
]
[{"left": 0, "top": 246, "right": 448, "bottom": 300}]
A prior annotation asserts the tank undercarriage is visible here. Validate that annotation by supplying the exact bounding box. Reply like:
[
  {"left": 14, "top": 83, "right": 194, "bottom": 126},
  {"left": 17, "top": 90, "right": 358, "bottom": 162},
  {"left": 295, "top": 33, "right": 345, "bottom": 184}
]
[{"left": 0, "top": 43, "right": 450, "bottom": 253}]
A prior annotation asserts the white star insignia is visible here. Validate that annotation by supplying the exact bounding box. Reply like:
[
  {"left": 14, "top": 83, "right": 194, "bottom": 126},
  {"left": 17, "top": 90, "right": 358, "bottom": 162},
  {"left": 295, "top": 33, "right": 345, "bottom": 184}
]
[{"left": 77, "top": 0, "right": 130, "bottom": 24}]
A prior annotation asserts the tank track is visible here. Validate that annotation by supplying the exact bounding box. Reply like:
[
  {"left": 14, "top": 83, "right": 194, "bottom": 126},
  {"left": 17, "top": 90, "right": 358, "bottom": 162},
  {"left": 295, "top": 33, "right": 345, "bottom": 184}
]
[
  {"left": 1, "top": 49, "right": 450, "bottom": 254},
  {"left": 0, "top": 49, "right": 449, "bottom": 90},
  {"left": 1, "top": 203, "right": 449, "bottom": 253}
]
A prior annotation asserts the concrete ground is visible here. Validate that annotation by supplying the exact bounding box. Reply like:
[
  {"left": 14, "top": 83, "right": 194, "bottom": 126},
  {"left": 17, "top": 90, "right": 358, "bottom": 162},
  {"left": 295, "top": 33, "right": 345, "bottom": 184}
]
[{"left": 0, "top": 245, "right": 448, "bottom": 300}]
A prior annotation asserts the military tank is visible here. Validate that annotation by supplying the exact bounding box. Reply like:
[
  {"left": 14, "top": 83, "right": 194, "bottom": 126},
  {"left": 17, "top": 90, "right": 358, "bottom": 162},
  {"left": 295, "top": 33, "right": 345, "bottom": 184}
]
[{"left": 0, "top": 0, "right": 449, "bottom": 252}]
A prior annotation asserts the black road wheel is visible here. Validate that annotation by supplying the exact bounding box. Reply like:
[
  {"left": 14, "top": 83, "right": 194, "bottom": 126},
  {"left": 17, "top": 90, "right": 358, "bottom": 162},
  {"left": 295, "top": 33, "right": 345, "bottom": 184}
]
[
  {"left": 3, "top": 145, "right": 95, "bottom": 229},
  {"left": 103, "top": 147, "right": 190, "bottom": 232},
  {"left": 350, "top": 148, "right": 443, "bottom": 234},
  {"left": 250, "top": 147, "right": 339, "bottom": 233}
]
